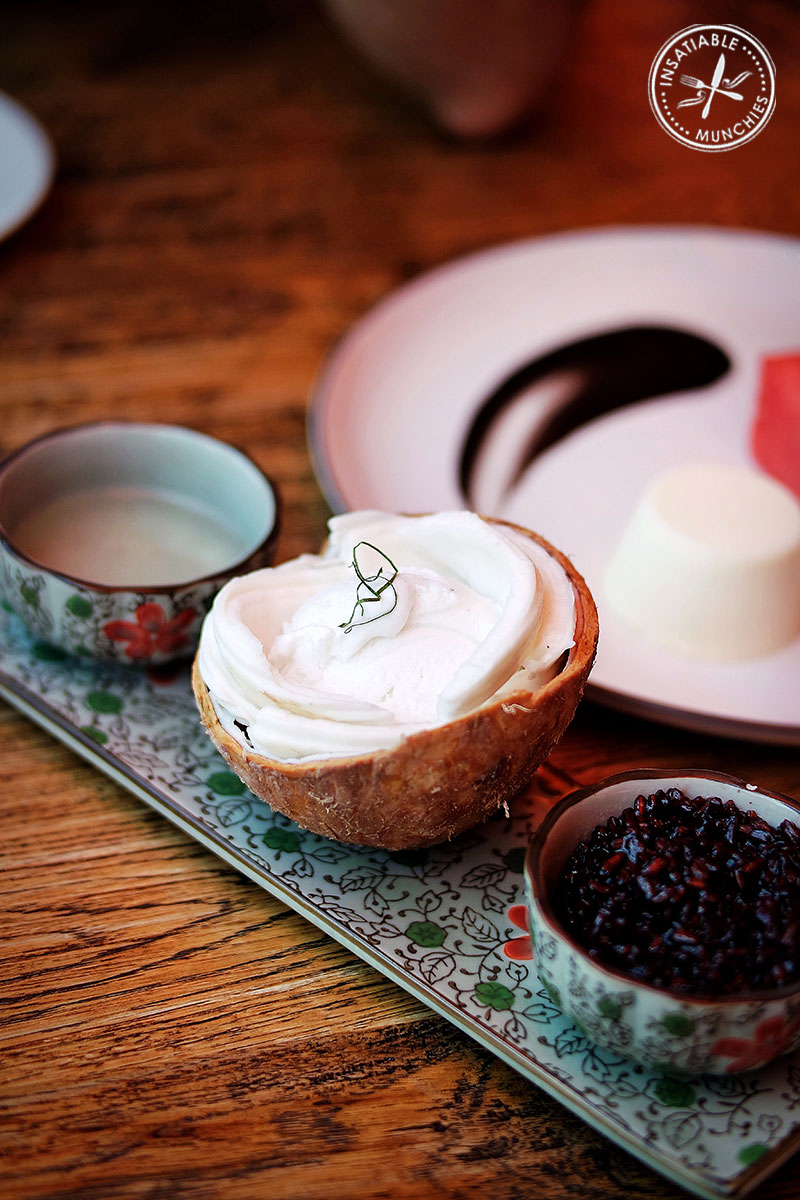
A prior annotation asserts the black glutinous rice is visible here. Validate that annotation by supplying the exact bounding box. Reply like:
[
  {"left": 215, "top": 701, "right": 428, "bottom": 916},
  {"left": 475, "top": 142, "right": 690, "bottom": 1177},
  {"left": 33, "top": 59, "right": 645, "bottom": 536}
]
[{"left": 553, "top": 788, "right": 800, "bottom": 995}]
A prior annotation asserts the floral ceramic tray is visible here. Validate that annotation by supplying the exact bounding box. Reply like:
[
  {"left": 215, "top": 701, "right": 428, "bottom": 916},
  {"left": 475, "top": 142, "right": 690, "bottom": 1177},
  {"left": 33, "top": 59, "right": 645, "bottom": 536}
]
[{"left": 1, "top": 606, "right": 798, "bottom": 1200}]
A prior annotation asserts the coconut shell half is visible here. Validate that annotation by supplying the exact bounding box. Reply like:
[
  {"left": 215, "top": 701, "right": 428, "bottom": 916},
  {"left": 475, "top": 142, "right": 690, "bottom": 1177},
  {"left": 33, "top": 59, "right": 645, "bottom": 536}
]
[{"left": 192, "top": 519, "right": 598, "bottom": 850}]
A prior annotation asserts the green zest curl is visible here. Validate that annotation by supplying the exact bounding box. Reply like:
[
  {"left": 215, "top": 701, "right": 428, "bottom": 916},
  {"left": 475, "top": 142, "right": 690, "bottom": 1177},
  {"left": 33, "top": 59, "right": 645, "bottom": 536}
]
[{"left": 340, "top": 541, "right": 399, "bottom": 634}]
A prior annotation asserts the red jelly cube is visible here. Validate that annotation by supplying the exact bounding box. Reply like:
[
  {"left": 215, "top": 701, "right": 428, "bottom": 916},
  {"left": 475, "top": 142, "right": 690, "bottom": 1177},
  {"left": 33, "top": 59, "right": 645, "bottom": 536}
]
[{"left": 752, "top": 353, "right": 800, "bottom": 500}]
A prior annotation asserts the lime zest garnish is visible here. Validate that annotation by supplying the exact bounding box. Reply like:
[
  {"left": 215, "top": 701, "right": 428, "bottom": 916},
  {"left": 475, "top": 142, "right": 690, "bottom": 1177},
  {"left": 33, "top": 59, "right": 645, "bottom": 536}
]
[{"left": 339, "top": 541, "right": 399, "bottom": 633}]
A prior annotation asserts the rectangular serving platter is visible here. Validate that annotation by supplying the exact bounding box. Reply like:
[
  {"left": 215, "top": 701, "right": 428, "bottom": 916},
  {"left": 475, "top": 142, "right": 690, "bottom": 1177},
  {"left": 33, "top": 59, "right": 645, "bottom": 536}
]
[{"left": 1, "top": 606, "right": 798, "bottom": 1200}]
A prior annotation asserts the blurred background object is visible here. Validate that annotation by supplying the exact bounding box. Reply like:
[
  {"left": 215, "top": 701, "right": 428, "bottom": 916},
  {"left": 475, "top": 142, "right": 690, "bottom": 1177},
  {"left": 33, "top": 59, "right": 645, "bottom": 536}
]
[{"left": 322, "top": 0, "right": 579, "bottom": 138}]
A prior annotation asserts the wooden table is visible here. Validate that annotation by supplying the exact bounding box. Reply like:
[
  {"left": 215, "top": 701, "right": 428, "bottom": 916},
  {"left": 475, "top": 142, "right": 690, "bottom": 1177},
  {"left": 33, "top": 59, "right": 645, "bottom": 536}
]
[{"left": 2, "top": 2, "right": 799, "bottom": 1196}]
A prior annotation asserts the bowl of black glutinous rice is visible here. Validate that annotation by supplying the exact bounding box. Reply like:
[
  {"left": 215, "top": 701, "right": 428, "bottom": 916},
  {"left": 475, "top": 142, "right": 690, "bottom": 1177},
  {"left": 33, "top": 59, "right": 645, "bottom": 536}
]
[{"left": 524, "top": 770, "right": 800, "bottom": 1074}]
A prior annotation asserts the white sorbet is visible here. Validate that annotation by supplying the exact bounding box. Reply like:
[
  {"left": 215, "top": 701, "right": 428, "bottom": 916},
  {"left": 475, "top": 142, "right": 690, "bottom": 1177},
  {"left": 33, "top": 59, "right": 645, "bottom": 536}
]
[{"left": 197, "top": 511, "right": 576, "bottom": 761}]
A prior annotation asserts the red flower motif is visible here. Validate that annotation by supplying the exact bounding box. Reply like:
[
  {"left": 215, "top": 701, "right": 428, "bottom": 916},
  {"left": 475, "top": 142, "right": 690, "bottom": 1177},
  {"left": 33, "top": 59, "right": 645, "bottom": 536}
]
[
  {"left": 711, "top": 1013, "right": 800, "bottom": 1073},
  {"left": 503, "top": 904, "right": 534, "bottom": 961},
  {"left": 104, "top": 602, "right": 196, "bottom": 660}
]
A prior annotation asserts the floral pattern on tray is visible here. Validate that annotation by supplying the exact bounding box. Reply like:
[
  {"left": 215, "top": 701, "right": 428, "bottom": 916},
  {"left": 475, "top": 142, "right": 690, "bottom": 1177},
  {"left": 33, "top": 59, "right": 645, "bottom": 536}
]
[{"left": 0, "top": 604, "right": 798, "bottom": 1200}]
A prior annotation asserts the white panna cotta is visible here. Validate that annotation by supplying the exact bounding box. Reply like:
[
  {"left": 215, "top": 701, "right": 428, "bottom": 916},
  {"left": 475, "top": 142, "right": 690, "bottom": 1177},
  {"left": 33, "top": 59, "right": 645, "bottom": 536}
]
[
  {"left": 604, "top": 462, "right": 800, "bottom": 660},
  {"left": 197, "top": 510, "right": 577, "bottom": 761}
]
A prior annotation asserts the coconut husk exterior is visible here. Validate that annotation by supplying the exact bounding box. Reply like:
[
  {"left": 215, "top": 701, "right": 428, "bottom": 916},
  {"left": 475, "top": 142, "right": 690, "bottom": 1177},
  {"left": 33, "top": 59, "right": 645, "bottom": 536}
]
[{"left": 192, "top": 520, "right": 598, "bottom": 849}]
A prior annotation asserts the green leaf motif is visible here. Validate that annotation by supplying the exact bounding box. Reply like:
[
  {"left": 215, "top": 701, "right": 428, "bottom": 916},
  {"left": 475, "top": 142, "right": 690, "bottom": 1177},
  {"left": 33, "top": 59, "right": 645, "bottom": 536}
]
[
  {"left": 474, "top": 981, "right": 515, "bottom": 1011},
  {"left": 662, "top": 1012, "right": 695, "bottom": 1038},
  {"left": 406, "top": 920, "right": 446, "bottom": 948},
  {"left": 262, "top": 826, "right": 302, "bottom": 853},
  {"left": 33, "top": 641, "right": 67, "bottom": 662},
  {"left": 541, "top": 977, "right": 561, "bottom": 1008},
  {"left": 738, "top": 1144, "right": 769, "bottom": 1165},
  {"left": 207, "top": 770, "right": 246, "bottom": 795},
  {"left": 20, "top": 583, "right": 39, "bottom": 608},
  {"left": 66, "top": 594, "right": 93, "bottom": 618},
  {"left": 654, "top": 1076, "right": 697, "bottom": 1109},
  {"left": 81, "top": 725, "right": 108, "bottom": 745},
  {"left": 87, "top": 690, "right": 123, "bottom": 714},
  {"left": 597, "top": 995, "right": 622, "bottom": 1021}
]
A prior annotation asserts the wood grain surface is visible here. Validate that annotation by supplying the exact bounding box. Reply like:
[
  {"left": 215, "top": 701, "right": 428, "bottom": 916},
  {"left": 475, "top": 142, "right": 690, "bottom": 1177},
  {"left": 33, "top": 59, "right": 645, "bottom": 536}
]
[{"left": 1, "top": 2, "right": 799, "bottom": 1197}]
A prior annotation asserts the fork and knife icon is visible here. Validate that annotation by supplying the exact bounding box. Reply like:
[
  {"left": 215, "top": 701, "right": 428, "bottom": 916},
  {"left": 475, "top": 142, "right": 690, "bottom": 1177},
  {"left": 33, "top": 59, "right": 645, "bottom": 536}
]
[{"left": 677, "top": 53, "right": 752, "bottom": 119}]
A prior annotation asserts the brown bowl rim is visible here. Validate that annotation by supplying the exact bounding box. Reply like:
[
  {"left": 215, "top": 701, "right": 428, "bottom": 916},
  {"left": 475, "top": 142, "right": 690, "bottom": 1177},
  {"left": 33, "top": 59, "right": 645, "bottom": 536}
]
[
  {"left": 525, "top": 767, "right": 800, "bottom": 1007},
  {"left": 0, "top": 419, "right": 281, "bottom": 593}
]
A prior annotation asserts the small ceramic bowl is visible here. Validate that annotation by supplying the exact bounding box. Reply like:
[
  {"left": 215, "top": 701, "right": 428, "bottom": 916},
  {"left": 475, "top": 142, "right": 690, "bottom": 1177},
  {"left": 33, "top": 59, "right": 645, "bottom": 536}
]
[
  {"left": 0, "top": 421, "right": 279, "bottom": 665},
  {"left": 525, "top": 770, "right": 800, "bottom": 1075}
]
